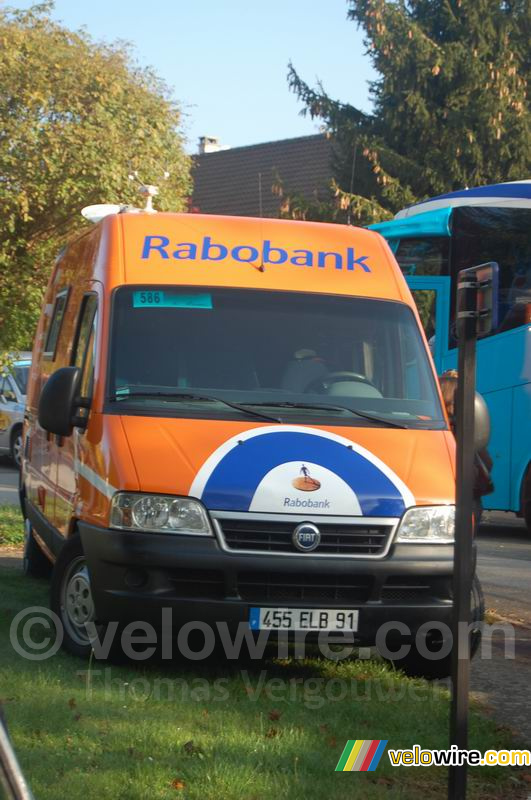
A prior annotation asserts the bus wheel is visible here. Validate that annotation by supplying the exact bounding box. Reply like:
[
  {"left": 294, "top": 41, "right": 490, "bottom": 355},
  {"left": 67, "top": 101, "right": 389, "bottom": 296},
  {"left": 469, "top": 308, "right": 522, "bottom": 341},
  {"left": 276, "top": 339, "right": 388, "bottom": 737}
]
[{"left": 389, "top": 575, "right": 484, "bottom": 680}]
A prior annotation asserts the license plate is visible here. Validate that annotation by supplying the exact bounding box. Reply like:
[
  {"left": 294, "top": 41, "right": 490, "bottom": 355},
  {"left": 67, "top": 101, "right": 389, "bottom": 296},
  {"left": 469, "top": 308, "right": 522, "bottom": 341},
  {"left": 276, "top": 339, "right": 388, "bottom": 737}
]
[{"left": 249, "top": 607, "right": 359, "bottom": 632}]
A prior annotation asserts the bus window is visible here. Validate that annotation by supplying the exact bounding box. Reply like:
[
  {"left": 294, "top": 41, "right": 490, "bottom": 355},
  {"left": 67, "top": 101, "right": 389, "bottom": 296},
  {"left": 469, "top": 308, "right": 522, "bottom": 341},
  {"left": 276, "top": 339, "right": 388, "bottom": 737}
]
[
  {"left": 409, "top": 289, "right": 437, "bottom": 343},
  {"left": 452, "top": 207, "right": 531, "bottom": 337},
  {"left": 394, "top": 237, "right": 450, "bottom": 277}
]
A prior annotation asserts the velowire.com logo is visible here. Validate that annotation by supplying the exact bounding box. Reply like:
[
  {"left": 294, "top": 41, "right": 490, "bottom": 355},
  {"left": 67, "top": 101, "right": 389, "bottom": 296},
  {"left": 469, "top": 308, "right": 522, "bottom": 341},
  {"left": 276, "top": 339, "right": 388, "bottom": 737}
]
[{"left": 335, "top": 739, "right": 388, "bottom": 772}]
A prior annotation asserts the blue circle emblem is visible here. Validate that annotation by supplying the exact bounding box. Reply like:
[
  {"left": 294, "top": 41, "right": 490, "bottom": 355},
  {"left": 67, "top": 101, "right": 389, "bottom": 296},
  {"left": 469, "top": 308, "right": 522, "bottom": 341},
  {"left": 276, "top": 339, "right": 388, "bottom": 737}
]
[
  {"left": 190, "top": 426, "right": 415, "bottom": 517},
  {"left": 293, "top": 522, "right": 321, "bottom": 552}
]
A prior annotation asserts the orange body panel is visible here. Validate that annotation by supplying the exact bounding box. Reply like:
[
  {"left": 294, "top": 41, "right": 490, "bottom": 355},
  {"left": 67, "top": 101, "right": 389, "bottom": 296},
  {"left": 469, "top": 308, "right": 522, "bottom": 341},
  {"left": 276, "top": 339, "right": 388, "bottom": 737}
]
[
  {"left": 118, "top": 214, "right": 408, "bottom": 301},
  {"left": 118, "top": 417, "right": 455, "bottom": 506}
]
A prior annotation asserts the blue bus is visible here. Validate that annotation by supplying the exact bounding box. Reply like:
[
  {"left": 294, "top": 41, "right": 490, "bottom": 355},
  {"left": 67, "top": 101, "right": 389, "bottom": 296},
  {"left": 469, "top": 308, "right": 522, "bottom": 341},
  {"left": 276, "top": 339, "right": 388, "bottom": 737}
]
[{"left": 369, "top": 181, "right": 531, "bottom": 532}]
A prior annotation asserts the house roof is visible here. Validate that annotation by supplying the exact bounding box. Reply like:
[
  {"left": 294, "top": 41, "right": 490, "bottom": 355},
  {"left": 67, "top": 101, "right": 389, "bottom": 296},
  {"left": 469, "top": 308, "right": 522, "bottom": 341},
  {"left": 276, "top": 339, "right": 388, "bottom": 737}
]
[{"left": 191, "top": 134, "right": 335, "bottom": 217}]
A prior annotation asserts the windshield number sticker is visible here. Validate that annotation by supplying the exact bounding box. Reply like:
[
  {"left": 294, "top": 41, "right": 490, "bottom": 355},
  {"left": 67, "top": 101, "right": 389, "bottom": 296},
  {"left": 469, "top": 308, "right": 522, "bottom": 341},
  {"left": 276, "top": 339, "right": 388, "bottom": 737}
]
[{"left": 133, "top": 291, "right": 213, "bottom": 309}]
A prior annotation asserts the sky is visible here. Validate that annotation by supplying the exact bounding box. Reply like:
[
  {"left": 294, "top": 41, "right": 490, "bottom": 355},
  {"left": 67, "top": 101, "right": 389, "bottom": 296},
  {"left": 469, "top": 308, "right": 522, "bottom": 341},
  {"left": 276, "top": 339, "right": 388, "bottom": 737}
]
[{"left": 12, "top": 0, "right": 376, "bottom": 153}]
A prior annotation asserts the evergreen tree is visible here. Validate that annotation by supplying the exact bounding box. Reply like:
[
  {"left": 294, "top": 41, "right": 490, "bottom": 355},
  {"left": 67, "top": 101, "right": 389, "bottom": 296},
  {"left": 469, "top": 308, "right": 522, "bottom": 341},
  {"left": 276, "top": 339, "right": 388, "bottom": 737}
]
[{"left": 288, "top": 0, "right": 530, "bottom": 223}]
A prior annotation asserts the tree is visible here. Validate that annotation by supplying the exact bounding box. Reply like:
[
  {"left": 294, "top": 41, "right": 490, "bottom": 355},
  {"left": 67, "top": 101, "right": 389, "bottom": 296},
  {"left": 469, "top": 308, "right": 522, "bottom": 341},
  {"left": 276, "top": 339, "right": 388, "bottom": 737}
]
[
  {"left": 287, "top": 0, "right": 530, "bottom": 224},
  {"left": 0, "top": 2, "right": 191, "bottom": 352}
]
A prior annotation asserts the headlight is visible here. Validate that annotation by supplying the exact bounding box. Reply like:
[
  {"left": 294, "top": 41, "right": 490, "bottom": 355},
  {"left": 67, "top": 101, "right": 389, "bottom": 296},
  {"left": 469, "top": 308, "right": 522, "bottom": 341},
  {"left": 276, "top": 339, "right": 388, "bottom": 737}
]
[
  {"left": 396, "top": 505, "right": 455, "bottom": 543},
  {"left": 110, "top": 493, "right": 213, "bottom": 535}
]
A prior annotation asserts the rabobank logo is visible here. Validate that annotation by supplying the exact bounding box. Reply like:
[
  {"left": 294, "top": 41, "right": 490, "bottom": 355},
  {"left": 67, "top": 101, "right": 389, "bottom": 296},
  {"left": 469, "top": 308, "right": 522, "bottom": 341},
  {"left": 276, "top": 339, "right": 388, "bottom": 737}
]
[
  {"left": 141, "top": 235, "right": 371, "bottom": 272},
  {"left": 292, "top": 464, "right": 321, "bottom": 492},
  {"left": 190, "top": 426, "right": 415, "bottom": 516}
]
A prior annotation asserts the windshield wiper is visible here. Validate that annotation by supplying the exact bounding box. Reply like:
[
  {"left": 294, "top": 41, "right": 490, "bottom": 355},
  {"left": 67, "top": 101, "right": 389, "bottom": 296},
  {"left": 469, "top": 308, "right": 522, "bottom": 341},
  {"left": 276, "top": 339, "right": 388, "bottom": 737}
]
[
  {"left": 109, "top": 390, "right": 281, "bottom": 423},
  {"left": 246, "top": 401, "right": 409, "bottom": 429}
]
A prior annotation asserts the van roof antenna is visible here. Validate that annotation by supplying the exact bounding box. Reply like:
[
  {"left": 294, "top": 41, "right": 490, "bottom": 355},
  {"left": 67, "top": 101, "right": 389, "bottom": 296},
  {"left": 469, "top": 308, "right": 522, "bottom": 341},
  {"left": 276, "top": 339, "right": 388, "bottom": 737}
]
[{"left": 128, "top": 170, "right": 170, "bottom": 213}]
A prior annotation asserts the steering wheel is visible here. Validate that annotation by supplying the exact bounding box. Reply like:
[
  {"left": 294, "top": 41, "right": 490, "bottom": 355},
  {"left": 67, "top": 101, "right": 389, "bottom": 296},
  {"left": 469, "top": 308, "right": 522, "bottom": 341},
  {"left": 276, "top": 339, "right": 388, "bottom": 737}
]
[{"left": 306, "top": 371, "right": 378, "bottom": 393}]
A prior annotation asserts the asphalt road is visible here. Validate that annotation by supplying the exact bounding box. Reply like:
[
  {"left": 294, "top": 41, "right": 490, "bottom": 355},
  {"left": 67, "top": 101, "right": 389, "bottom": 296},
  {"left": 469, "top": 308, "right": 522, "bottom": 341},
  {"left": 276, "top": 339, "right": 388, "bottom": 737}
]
[
  {"left": 471, "top": 514, "right": 530, "bottom": 746},
  {"left": 477, "top": 512, "right": 530, "bottom": 626},
  {"left": 0, "top": 458, "right": 18, "bottom": 505}
]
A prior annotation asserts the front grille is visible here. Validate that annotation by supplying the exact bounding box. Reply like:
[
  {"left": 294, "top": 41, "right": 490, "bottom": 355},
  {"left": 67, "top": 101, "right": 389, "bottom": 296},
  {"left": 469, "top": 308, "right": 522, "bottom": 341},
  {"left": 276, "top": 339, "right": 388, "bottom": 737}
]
[
  {"left": 168, "top": 568, "right": 225, "bottom": 599},
  {"left": 381, "top": 576, "right": 446, "bottom": 602},
  {"left": 237, "top": 571, "right": 373, "bottom": 603},
  {"left": 219, "top": 518, "right": 393, "bottom": 556}
]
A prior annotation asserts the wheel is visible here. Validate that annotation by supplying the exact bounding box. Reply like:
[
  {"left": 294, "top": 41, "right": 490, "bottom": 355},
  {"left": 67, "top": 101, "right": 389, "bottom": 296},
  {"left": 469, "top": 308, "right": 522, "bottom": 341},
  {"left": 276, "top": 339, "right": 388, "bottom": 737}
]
[
  {"left": 389, "top": 575, "right": 484, "bottom": 680},
  {"left": 50, "top": 536, "right": 97, "bottom": 659},
  {"left": 23, "top": 520, "right": 52, "bottom": 579},
  {"left": 10, "top": 426, "right": 23, "bottom": 469}
]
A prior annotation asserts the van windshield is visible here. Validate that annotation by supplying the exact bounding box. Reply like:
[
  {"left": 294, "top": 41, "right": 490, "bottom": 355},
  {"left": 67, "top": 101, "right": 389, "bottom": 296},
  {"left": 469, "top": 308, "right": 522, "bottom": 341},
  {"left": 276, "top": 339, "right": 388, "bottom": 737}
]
[{"left": 107, "top": 287, "right": 446, "bottom": 429}]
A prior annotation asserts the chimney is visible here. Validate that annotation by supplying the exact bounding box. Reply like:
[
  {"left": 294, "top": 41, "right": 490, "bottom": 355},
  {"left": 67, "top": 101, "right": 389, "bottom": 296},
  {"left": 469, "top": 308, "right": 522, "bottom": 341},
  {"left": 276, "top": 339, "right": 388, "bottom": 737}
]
[{"left": 198, "top": 136, "right": 222, "bottom": 154}]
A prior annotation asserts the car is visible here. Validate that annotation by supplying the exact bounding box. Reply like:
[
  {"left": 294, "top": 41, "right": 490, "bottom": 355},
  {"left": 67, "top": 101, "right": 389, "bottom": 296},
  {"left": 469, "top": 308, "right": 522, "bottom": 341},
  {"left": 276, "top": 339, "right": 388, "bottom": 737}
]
[{"left": 0, "top": 357, "right": 30, "bottom": 468}]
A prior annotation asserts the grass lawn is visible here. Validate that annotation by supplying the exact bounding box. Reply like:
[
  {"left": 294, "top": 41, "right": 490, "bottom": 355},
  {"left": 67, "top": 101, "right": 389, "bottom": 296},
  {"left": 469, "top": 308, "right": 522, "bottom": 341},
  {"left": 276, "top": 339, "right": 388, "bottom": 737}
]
[
  {"left": 0, "top": 567, "right": 527, "bottom": 799},
  {"left": 0, "top": 503, "right": 24, "bottom": 547}
]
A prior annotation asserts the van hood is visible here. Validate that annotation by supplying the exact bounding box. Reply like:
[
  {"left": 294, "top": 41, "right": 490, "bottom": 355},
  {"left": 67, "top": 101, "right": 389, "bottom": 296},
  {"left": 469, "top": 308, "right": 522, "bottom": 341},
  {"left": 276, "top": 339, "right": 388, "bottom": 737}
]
[{"left": 119, "top": 417, "right": 455, "bottom": 517}]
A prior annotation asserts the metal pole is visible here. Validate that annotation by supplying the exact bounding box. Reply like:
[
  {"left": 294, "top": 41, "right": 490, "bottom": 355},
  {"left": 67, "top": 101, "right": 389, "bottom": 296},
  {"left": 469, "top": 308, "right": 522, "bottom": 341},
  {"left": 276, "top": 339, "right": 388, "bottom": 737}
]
[
  {"left": 0, "top": 715, "right": 34, "bottom": 800},
  {"left": 448, "top": 311, "right": 477, "bottom": 799}
]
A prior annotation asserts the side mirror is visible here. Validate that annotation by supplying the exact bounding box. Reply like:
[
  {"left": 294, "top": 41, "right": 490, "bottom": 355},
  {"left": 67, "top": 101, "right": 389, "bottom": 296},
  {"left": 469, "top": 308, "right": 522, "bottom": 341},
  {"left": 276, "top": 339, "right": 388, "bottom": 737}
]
[
  {"left": 38, "top": 367, "right": 82, "bottom": 436},
  {"left": 474, "top": 392, "right": 490, "bottom": 452}
]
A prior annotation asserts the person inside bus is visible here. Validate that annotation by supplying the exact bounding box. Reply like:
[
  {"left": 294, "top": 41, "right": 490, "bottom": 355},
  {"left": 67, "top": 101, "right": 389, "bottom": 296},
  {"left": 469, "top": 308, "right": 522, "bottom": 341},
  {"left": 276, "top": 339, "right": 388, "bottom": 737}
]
[{"left": 439, "top": 369, "right": 494, "bottom": 525}]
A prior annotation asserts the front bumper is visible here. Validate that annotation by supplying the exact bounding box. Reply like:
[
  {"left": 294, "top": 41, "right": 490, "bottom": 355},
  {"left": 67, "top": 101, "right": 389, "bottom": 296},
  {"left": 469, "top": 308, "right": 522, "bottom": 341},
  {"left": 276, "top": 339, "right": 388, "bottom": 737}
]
[{"left": 79, "top": 521, "right": 461, "bottom": 645}]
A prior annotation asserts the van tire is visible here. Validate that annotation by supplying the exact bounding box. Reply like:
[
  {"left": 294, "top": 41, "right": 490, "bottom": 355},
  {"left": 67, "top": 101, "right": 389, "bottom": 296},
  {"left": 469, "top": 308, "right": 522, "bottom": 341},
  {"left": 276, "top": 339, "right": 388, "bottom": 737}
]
[
  {"left": 389, "top": 575, "right": 484, "bottom": 680},
  {"left": 23, "top": 522, "right": 52, "bottom": 579},
  {"left": 50, "top": 535, "right": 98, "bottom": 659}
]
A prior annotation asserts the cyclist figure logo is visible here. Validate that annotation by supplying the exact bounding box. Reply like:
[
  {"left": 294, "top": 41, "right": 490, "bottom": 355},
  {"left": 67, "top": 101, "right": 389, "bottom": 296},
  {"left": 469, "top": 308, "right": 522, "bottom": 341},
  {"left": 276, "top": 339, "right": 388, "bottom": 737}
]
[{"left": 291, "top": 463, "right": 321, "bottom": 492}]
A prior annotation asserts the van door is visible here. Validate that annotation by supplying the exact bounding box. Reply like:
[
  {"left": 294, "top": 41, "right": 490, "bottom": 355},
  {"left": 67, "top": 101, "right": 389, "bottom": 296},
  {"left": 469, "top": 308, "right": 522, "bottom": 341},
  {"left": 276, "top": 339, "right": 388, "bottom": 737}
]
[
  {"left": 406, "top": 276, "right": 451, "bottom": 374},
  {"left": 28, "top": 288, "right": 70, "bottom": 526},
  {"left": 55, "top": 293, "right": 98, "bottom": 538}
]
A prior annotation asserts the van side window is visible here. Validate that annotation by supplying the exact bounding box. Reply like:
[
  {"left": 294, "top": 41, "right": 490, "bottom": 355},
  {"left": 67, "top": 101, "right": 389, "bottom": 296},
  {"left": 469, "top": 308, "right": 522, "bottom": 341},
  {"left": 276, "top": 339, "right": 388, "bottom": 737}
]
[
  {"left": 73, "top": 294, "right": 98, "bottom": 402},
  {"left": 44, "top": 289, "right": 70, "bottom": 359}
]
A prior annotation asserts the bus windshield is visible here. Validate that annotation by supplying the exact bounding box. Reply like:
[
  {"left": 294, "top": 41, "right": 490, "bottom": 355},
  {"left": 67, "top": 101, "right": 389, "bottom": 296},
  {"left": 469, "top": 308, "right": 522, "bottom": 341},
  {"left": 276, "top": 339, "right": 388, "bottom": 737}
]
[{"left": 108, "top": 287, "right": 445, "bottom": 429}]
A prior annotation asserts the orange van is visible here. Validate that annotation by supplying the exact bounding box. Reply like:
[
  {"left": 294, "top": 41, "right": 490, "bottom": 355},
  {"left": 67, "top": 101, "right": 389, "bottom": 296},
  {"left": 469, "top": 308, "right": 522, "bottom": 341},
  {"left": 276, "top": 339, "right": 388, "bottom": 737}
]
[{"left": 21, "top": 211, "right": 481, "bottom": 676}]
